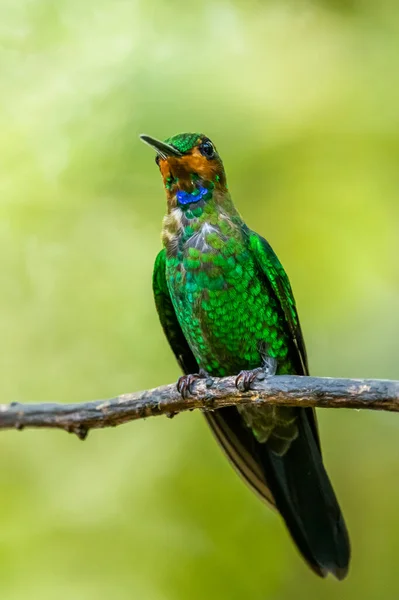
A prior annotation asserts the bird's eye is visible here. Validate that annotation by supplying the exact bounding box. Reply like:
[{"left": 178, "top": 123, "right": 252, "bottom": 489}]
[
  {"left": 199, "top": 140, "right": 215, "bottom": 159},
  {"left": 155, "top": 155, "right": 161, "bottom": 166}
]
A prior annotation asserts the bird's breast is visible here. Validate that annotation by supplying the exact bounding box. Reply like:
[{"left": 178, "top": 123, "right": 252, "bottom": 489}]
[{"left": 166, "top": 226, "right": 266, "bottom": 375}]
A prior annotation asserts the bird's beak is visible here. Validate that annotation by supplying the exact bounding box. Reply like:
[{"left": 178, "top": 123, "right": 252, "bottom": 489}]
[{"left": 140, "top": 134, "right": 183, "bottom": 159}]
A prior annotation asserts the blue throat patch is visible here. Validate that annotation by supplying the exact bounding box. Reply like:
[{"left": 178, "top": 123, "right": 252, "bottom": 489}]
[{"left": 176, "top": 185, "right": 208, "bottom": 206}]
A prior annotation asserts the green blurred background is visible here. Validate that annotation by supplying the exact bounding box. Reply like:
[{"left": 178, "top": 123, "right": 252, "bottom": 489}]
[{"left": 1, "top": 0, "right": 399, "bottom": 598}]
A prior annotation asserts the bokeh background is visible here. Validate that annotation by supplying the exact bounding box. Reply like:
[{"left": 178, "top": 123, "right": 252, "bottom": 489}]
[{"left": 1, "top": 0, "right": 399, "bottom": 598}]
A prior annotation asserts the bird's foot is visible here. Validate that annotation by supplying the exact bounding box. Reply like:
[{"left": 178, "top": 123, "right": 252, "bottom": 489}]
[
  {"left": 235, "top": 357, "right": 277, "bottom": 392},
  {"left": 177, "top": 368, "right": 211, "bottom": 399}
]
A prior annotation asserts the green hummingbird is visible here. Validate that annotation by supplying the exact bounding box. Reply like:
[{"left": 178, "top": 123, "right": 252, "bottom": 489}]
[{"left": 141, "top": 132, "right": 350, "bottom": 579}]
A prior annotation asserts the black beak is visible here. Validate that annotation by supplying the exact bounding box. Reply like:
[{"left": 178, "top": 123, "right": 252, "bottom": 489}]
[{"left": 140, "top": 134, "right": 183, "bottom": 159}]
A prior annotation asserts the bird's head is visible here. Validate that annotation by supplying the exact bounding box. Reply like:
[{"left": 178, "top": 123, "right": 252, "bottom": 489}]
[{"left": 140, "top": 133, "right": 228, "bottom": 213}]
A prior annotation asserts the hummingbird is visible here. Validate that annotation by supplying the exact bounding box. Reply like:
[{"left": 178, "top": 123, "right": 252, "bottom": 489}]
[{"left": 141, "top": 132, "right": 350, "bottom": 579}]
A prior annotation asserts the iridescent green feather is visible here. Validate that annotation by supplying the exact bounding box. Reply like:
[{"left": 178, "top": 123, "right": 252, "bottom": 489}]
[{"left": 164, "top": 133, "right": 202, "bottom": 154}]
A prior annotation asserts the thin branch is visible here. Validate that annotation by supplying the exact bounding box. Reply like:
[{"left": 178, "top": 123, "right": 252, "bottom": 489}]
[{"left": 0, "top": 375, "right": 398, "bottom": 440}]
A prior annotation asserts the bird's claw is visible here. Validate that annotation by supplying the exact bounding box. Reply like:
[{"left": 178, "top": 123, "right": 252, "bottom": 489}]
[
  {"left": 235, "top": 358, "right": 277, "bottom": 392},
  {"left": 177, "top": 374, "right": 199, "bottom": 399},
  {"left": 235, "top": 368, "right": 263, "bottom": 392},
  {"left": 177, "top": 369, "right": 210, "bottom": 399}
]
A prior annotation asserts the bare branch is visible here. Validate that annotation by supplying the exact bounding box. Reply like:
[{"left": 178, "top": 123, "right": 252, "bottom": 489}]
[{"left": 0, "top": 375, "right": 398, "bottom": 440}]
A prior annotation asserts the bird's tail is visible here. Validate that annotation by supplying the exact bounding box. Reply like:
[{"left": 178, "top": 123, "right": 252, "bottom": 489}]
[{"left": 205, "top": 407, "right": 350, "bottom": 579}]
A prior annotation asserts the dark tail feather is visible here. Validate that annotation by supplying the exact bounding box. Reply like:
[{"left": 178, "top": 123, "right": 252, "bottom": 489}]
[
  {"left": 205, "top": 408, "right": 350, "bottom": 579},
  {"left": 263, "top": 410, "right": 350, "bottom": 579}
]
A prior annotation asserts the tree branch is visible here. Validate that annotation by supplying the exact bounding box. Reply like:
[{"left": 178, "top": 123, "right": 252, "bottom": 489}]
[{"left": 0, "top": 375, "right": 398, "bottom": 440}]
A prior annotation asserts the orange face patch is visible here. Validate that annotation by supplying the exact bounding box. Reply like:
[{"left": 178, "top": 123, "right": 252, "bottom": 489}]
[{"left": 159, "top": 146, "right": 221, "bottom": 188}]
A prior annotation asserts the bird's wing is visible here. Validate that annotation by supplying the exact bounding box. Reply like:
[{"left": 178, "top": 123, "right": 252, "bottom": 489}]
[
  {"left": 247, "top": 230, "right": 309, "bottom": 376},
  {"left": 246, "top": 229, "right": 320, "bottom": 447},
  {"left": 153, "top": 249, "right": 198, "bottom": 375}
]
